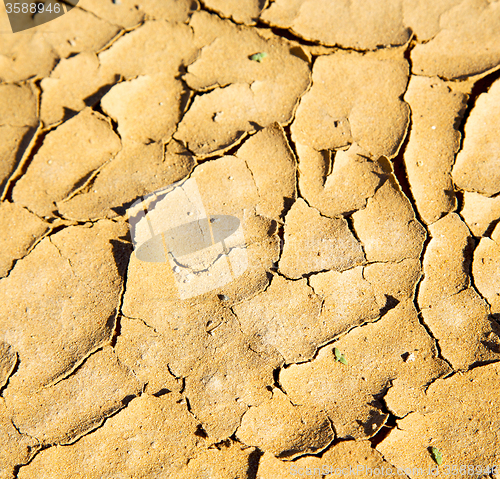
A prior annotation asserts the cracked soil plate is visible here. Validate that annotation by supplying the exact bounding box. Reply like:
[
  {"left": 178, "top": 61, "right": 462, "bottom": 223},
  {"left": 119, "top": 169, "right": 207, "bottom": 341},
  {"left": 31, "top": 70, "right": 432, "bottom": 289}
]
[{"left": 1, "top": 1, "right": 500, "bottom": 478}]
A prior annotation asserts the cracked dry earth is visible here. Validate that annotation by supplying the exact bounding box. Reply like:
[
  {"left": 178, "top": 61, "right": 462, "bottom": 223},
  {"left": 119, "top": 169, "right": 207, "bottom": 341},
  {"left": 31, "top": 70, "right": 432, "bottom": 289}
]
[{"left": 1, "top": 0, "right": 500, "bottom": 478}]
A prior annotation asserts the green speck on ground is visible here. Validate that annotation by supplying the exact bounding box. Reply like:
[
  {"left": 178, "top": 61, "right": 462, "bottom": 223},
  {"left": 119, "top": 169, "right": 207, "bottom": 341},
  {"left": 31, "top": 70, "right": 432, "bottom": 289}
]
[
  {"left": 249, "top": 52, "right": 268, "bottom": 63},
  {"left": 431, "top": 446, "right": 443, "bottom": 465},
  {"left": 334, "top": 347, "right": 348, "bottom": 365}
]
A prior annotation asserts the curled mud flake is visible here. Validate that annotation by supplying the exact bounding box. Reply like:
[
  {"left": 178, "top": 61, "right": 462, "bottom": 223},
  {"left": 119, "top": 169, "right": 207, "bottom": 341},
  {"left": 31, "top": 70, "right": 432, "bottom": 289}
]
[
  {"left": 377, "top": 363, "right": 500, "bottom": 473},
  {"left": 40, "top": 52, "right": 119, "bottom": 127},
  {"left": 204, "top": 0, "right": 265, "bottom": 25},
  {"left": 309, "top": 267, "right": 381, "bottom": 339},
  {"left": 0, "top": 202, "right": 50, "bottom": 278},
  {"left": 473, "top": 224, "right": 500, "bottom": 315},
  {"left": 279, "top": 199, "right": 365, "bottom": 279},
  {"left": 98, "top": 21, "right": 198, "bottom": 80},
  {"left": 0, "top": 125, "right": 38, "bottom": 198},
  {"left": 403, "top": 76, "right": 466, "bottom": 224},
  {"left": 235, "top": 123, "right": 297, "bottom": 221},
  {"left": 0, "top": 83, "right": 39, "bottom": 196},
  {"left": 418, "top": 214, "right": 500, "bottom": 369},
  {"left": 16, "top": 394, "right": 203, "bottom": 478},
  {"left": 58, "top": 141, "right": 194, "bottom": 221},
  {"left": 296, "top": 143, "right": 387, "bottom": 218},
  {"left": 233, "top": 274, "right": 323, "bottom": 363},
  {"left": 0, "top": 220, "right": 129, "bottom": 391},
  {"left": 13, "top": 108, "right": 121, "bottom": 218},
  {"left": 418, "top": 213, "right": 471, "bottom": 309},
  {"left": 101, "top": 74, "right": 189, "bottom": 144},
  {"left": 411, "top": 0, "right": 500, "bottom": 79},
  {"left": 452, "top": 78, "right": 500, "bottom": 197},
  {"left": 175, "top": 12, "right": 310, "bottom": 156},
  {"left": 184, "top": 11, "right": 309, "bottom": 90},
  {"left": 175, "top": 84, "right": 256, "bottom": 156},
  {"left": 33, "top": 6, "right": 120, "bottom": 59},
  {"left": 236, "top": 389, "right": 334, "bottom": 459},
  {"left": 0, "top": 83, "right": 38, "bottom": 129},
  {"left": 4, "top": 346, "right": 142, "bottom": 447},
  {"left": 0, "top": 34, "right": 57, "bottom": 83},
  {"left": 280, "top": 304, "right": 449, "bottom": 439},
  {"left": 461, "top": 192, "right": 500, "bottom": 238},
  {"left": 421, "top": 287, "right": 500, "bottom": 371},
  {"left": 261, "top": 0, "right": 410, "bottom": 50},
  {"left": 363, "top": 259, "right": 422, "bottom": 305},
  {"left": 351, "top": 178, "right": 426, "bottom": 263},
  {"left": 291, "top": 52, "right": 409, "bottom": 160}
]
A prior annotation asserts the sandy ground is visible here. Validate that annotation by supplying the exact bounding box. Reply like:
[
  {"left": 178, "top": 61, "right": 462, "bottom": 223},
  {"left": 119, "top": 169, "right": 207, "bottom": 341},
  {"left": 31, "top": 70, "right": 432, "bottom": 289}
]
[{"left": 1, "top": 0, "right": 500, "bottom": 478}]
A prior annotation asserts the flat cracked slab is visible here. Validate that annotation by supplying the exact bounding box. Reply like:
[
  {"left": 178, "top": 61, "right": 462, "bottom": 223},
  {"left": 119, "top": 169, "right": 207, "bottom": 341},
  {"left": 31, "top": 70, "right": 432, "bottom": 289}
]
[
  {"left": 12, "top": 108, "right": 122, "bottom": 218},
  {"left": 1, "top": 2, "right": 500, "bottom": 477},
  {"left": 403, "top": 76, "right": 466, "bottom": 224},
  {"left": 379, "top": 362, "right": 500, "bottom": 475},
  {"left": 175, "top": 11, "right": 311, "bottom": 156},
  {"left": 279, "top": 198, "right": 365, "bottom": 278},
  {"left": 291, "top": 52, "right": 410, "bottom": 160},
  {"left": 0, "top": 83, "right": 38, "bottom": 196},
  {"left": 262, "top": 0, "right": 500, "bottom": 79}
]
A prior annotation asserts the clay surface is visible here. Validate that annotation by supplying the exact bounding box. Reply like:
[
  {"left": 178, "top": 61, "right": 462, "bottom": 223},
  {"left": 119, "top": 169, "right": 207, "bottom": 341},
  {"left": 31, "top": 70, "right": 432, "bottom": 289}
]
[
  {"left": 403, "top": 76, "right": 466, "bottom": 224},
  {"left": 1, "top": 1, "right": 500, "bottom": 477},
  {"left": 13, "top": 108, "right": 122, "bottom": 217},
  {"left": 453, "top": 78, "right": 500, "bottom": 197},
  {"left": 291, "top": 52, "right": 410, "bottom": 160}
]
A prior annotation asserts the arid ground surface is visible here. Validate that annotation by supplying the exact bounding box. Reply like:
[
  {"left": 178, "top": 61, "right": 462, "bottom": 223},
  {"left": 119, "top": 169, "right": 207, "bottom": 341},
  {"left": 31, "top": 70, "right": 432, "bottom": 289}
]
[{"left": 1, "top": 0, "right": 500, "bottom": 478}]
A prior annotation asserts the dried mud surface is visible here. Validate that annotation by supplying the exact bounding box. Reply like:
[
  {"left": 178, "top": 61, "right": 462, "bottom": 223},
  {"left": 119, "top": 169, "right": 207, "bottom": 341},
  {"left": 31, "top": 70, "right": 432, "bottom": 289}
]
[{"left": 1, "top": 1, "right": 500, "bottom": 478}]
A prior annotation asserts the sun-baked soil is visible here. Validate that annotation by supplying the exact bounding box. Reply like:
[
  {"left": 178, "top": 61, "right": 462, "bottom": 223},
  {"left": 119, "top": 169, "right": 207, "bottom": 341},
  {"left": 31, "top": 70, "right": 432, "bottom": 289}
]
[{"left": 1, "top": 1, "right": 500, "bottom": 478}]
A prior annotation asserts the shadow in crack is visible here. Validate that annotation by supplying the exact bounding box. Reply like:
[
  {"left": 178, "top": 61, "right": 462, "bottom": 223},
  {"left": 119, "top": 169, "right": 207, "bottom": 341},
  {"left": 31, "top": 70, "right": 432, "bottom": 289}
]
[
  {"left": 369, "top": 413, "right": 398, "bottom": 447},
  {"left": 83, "top": 77, "right": 121, "bottom": 110},
  {"left": 247, "top": 448, "right": 264, "bottom": 479},
  {"left": 110, "top": 237, "right": 133, "bottom": 282},
  {"left": 379, "top": 295, "right": 400, "bottom": 317},
  {"left": 357, "top": 401, "right": 389, "bottom": 439},
  {"left": 484, "top": 219, "right": 500, "bottom": 239},
  {"left": 109, "top": 237, "right": 133, "bottom": 347},
  {"left": 482, "top": 316, "right": 500, "bottom": 354},
  {"left": 194, "top": 424, "right": 208, "bottom": 438}
]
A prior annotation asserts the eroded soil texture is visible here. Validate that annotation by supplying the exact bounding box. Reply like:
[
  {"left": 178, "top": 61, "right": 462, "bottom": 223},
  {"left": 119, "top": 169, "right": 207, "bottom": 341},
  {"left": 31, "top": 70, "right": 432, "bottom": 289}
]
[{"left": 1, "top": 0, "right": 500, "bottom": 478}]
